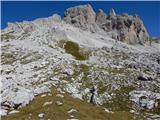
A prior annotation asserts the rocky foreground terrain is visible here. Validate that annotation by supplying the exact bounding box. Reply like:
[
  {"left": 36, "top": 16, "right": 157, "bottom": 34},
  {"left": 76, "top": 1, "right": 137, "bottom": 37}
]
[{"left": 1, "top": 4, "right": 160, "bottom": 120}]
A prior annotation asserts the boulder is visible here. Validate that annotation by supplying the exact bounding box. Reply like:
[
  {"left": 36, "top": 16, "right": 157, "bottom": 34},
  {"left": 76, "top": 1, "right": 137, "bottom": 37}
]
[
  {"left": 34, "top": 86, "right": 50, "bottom": 95},
  {"left": 129, "top": 90, "right": 160, "bottom": 109},
  {"left": 1, "top": 88, "right": 34, "bottom": 109},
  {"left": 139, "top": 99, "right": 155, "bottom": 109},
  {"left": 12, "top": 89, "right": 34, "bottom": 108},
  {"left": 137, "top": 73, "right": 153, "bottom": 81}
]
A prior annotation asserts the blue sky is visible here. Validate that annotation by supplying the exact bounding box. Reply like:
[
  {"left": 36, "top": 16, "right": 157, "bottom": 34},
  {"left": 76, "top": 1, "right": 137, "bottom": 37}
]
[{"left": 1, "top": 1, "right": 160, "bottom": 37}]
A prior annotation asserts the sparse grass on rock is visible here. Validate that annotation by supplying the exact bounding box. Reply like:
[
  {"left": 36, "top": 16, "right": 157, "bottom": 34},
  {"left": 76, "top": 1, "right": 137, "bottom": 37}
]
[
  {"left": 58, "top": 40, "right": 90, "bottom": 60},
  {"left": 1, "top": 52, "right": 17, "bottom": 64},
  {"left": 1, "top": 32, "right": 15, "bottom": 41},
  {"left": 104, "top": 86, "right": 135, "bottom": 111},
  {"left": 2, "top": 87, "right": 136, "bottom": 120}
]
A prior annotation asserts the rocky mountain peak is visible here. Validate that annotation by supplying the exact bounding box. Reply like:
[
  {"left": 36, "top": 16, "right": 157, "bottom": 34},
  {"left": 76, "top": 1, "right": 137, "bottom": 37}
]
[
  {"left": 109, "top": 8, "right": 116, "bottom": 17},
  {"left": 64, "top": 4, "right": 98, "bottom": 32},
  {"left": 64, "top": 4, "right": 149, "bottom": 45},
  {"left": 96, "top": 9, "right": 107, "bottom": 26},
  {"left": 64, "top": 4, "right": 96, "bottom": 24}
]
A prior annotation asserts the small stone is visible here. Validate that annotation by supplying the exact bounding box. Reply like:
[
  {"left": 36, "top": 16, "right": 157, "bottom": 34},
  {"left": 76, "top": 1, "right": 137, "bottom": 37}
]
[
  {"left": 56, "top": 94, "right": 64, "bottom": 98},
  {"left": 104, "top": 108, "right": 110, "bottom": 113},
  {"left": 56, "top": 101, "right": 63, "bottom": 106},
  {"left": 57, "top": 88, "right": 65, "bottom": 94},
  {"left": 104, "top": 108, "right": 114, "bottom": 114},
  {"left": 63, "top": 69, "right": 74, "bottom": 76},
  {"left": 41, "top": 94, "right": 46, "bottom": 97},
  {"left": 67, "top": 108, "right": 77, "bottom": 114},
  {"left": 43, "top": 101, "right": 52, "bottom": 107},
  {"left": 67, "top": 118, "right": 79, "bottom": 120},
  {"left": 130, "top": 110, "right": 135, "bottom": 113},
  {"left": 9, "top": 110, "right": 19, "bottom": 114},
  {"left": 29, "top": 113, "right": 32, "bottom": 116},
  {"left": 48, "top": 93, "right": 52, "bottom": 96},
  {"left": 70, "top": 115, "right": 74, "bottom": 118},
  {"left": 38, "top": 113, "right": 45, "bottom": 118},
  {"left": 61, "top": 80, "right": 68, "bottom": 84}
]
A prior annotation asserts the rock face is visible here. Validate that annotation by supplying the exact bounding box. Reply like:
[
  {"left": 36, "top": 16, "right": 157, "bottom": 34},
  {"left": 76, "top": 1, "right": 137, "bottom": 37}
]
[
  {"left": 96, "top": 9, "right": 107, "bottom": 26},
  {"left": 129, "top": 90, "right": 160, "bottom": 109},
  {"left": 64, "top": 4, "right": 149, "bottom": 44},
  {"left": 109, "top": 8, "right": 116, "bottom": 17},
  {"left": 64, "top": 4, "right": 100, "bottom": 33}
]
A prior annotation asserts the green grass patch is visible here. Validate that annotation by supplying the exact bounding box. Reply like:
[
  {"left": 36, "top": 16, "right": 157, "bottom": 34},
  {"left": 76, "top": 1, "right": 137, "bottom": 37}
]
[
  {"left": 105, "top": 67, "right": 131, "bottom": 76},
  {"left": 112, "top": 52, "right": 129, "bottom": 60},
  {"left": 20, "top": 53, "right": 42, "bottom": 64},
  {"left": 58, "top": 40, "right": 90, "bottom": 60},
  {"left": 1, "top": 52, "right": 17, "bottom": 64},
  {"left": 97, "top": 81, "right": 107, "bottom": 94},
  {"left": 2, "top": 87, "right": 136, "bottom": 120},
  {"left": 80, "top": 64, "right": 89, "bottom": 73},
  {"left": 104, "top": 86, "right": 135, "bottom": 111}
]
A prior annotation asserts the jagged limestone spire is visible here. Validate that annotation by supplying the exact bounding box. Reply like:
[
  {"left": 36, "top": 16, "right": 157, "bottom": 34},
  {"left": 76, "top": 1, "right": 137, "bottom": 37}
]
[{"left": 109, "top": 8, "right": 116, "bottom": 17}]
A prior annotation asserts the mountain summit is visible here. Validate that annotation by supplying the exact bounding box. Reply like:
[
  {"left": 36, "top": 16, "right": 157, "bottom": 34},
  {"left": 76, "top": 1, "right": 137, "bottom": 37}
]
[{"left": 64, "top": 4, "right": 149, "bottom": 45}]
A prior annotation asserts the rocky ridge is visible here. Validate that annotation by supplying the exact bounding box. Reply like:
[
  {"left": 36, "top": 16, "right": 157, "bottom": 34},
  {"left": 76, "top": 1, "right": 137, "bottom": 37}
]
[{"left": 64, "top": 4, "right": 149, "bottom": 45}]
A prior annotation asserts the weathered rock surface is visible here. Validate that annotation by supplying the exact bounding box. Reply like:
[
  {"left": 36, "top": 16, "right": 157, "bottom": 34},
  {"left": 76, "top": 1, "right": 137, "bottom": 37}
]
[
  {"left": 64, "top": 4, "right": 149, "bottom": 44},
  {"left": 129, "top": 90, "right": 160, "bottom": 109},
  {"left": 96, "top": 9, "right": 107, "bottom": 26},
  {"left": 64, "top": 4, "right": 100, "bottom": 33}
]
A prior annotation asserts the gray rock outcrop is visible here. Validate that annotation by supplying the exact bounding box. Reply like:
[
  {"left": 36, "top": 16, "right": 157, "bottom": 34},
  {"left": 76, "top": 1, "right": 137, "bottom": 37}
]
[
  {"left": 64, "top": 4, "right": 149, "bottom": 45},
  {"left": 96, "top": 9, "right": 107, "bottom": 26},
  {"left": 109, "top": 8, "right": 116, "bottom": 18},
  {"left": 64, "top": 4, "right": 100, "bottom": 33}
]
